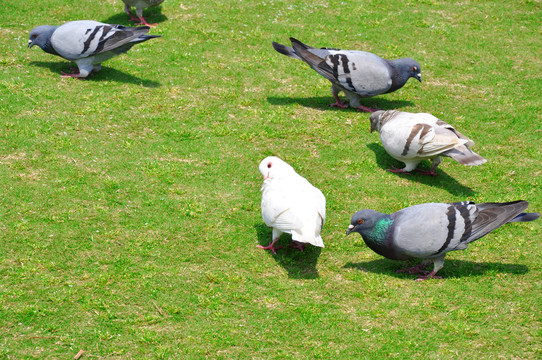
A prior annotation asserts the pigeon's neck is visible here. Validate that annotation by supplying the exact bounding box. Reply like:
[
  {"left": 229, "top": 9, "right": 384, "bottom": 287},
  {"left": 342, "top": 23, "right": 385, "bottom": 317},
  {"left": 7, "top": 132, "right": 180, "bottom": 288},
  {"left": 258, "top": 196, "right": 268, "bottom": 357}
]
[
  {"left": 386, "top": 59, "right": 414, "bottom": 93},
  {"left": 38, "top": 26, "right": 60, "bottom": 55},
  {"left": 360, "top": 215, "right": 398, "bottom": 259}
]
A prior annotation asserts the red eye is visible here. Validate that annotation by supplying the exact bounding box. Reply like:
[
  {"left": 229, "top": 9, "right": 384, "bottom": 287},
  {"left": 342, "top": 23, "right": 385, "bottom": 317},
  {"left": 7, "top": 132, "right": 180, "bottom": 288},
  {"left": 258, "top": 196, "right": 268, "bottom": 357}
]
[
  {"left": 267, "top": 162, "right": 272, "bottom": 168},
  {"left": 412, "top": 66, "right": 418, "bottom": 71},
  {"left": 32, "top": 34, "right": 38, "bottom": 38},
  {"left": 357, "top": 219, "right": 364, "bottom": 224}
]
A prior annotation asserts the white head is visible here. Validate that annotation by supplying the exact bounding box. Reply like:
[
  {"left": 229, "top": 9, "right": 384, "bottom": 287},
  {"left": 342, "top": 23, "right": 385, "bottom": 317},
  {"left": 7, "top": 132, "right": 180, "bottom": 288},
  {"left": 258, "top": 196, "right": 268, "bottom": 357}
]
[{"left": 258, "top": 156, "right": 296, "bottom": 180}]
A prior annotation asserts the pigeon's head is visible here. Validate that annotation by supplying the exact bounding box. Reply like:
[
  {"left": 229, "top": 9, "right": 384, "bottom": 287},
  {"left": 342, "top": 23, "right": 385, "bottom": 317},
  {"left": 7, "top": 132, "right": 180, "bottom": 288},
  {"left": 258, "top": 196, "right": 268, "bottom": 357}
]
[
  {"left": 405, "top": 58, "right": 422, "bottom": 82},
  {"left": 369, "top": 111, "right": 385, "bottom": 133},
  {"left": 346, "top": 209, "right": 383, "bottom": 235},
  {"left": 259, "top": 156, "right": 296, "bottom": 180},
  {"left": 28, "top": 25, "right": 57, "bottom": 51}
]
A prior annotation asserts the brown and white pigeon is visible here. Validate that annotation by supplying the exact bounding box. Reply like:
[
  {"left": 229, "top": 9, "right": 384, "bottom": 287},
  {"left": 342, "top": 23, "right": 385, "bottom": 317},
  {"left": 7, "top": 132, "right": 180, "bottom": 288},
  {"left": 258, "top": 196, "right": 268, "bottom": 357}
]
[
  {"left": 28, "top": 20, "right": 160, "bottom": 78},
  {"left": 258, "top": 156, "right": 326, "bottom": 254},
  {"left": 122, "top": 0, "right": 165, "bottom": 27},
  {"left": 369, "top": 110, "right": 487, "bottom": 176},
  {"left": 346, "top": 200, "right": 539, "bottom": 280},
  {"left": 272, "top": 37, "right": 421, "bottom": 112}
]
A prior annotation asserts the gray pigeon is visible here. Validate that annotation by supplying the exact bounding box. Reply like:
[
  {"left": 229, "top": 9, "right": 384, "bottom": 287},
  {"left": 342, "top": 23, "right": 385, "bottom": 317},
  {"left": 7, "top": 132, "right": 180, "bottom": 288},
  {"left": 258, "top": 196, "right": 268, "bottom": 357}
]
[
  {"left": 28, "top": 20, "right": 160, "bottom": 78},
  {"left": 369, "top": 110, "right": 486, "bottom": 176},
  {"left": 122, "top": 0, "right": 165, "bottom": 26},
  {"left": 346, "top": 200, "right": 539, "bottom": 280},
  {"left": 272, "top": 37, "right": 421, "bottom": 112}
]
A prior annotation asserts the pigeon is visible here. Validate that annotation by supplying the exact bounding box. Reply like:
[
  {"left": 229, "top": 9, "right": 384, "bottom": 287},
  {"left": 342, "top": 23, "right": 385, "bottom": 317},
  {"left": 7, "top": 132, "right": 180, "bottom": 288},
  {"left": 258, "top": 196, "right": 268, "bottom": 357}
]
[
  {"left": 122, "top": 0, "right": 165, "bottom": 27},
  {"left": 346, "top": 200, "right": 539, "bottom": 280},
  {"left": 28, "top": 20, "right": 160, "bottom": 78},
  {"left": 272, "top": 37, "right": 421, "bottom": 112},
  {"left": 258, "top": 156, "right": 326, "bottom": 254},
  {"left": 369, "top": 110, "right": 487, "bottom": 176}
]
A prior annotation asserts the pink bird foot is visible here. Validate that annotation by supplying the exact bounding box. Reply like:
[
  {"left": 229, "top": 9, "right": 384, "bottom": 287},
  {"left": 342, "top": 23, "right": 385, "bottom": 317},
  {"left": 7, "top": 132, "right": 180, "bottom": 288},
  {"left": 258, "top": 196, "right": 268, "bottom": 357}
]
[
  {"left": 396, "top": 263, "right": 430, "bottom": 275},
  {"left": 415, "top": 168, "right": 438, "bottom": 177},
  {"left": 386, "top": 166, "right": 411, "bottom": 175},
  {"left": 330, "top": 93, "right": 349, "bottom": 108},
  {"left": 257, "top": 242, "right": 282, "bottom": 255},
  {"left": 357, "top": 105, "right": 378, "bottom": 113},
  {"left": 288, "top": 241, "right": 306, "bottom": 252},
  {"left": 135, "top": 17, "right": 157, "bottom": 27},
  {"left": 415, "top": 271, "right": 443, "bottom": 281},
  {"left": 60, "top": 70, "right": 83, "bottom": 78}
]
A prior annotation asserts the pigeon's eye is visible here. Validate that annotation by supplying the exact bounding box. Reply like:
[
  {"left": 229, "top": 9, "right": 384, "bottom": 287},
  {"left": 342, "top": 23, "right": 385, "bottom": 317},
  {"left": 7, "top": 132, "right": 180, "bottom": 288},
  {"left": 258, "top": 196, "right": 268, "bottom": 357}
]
[
  {"left": 357, "top": 219, "right": 364, "bottom": 224},
  {"left": 32, "top": 34, "right": 37, "bottom": 38},
  {"left": 267, "top": 162, "right": 272, "bottom": 168},
  {"left": 412, "top": 66, "right": 418, "bottom": 72}
]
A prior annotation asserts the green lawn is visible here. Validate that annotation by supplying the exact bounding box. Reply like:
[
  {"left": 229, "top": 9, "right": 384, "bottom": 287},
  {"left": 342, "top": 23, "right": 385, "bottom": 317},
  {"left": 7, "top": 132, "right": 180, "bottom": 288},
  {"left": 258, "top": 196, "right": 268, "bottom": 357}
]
[{"left": 0, "top": 0, "right": 540, "bottom": 358}]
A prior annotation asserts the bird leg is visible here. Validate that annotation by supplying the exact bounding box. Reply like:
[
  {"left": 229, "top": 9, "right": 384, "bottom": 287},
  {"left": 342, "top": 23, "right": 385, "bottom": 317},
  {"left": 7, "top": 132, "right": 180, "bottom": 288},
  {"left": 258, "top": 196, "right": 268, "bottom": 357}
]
[
  {"left": 386, "top": 166, "right": 411, "bottom": 175},
  {"left": 124, "top": 5, "right": 140, "bottom": 22},
  {"left": 329, "top": 93, "right": 349, "bottom": 109},
  {"left": 396, "top": 262, "right": 431, "bottom": 275},
  {"left": 357, "top": 105, "right": 378, "bottom": 113},
  {"left": 257, "top": 238, "right": 282, "bottom": 255},
  {"left": 135, "top": 16, "right": 158, "bottom": 27},
  {"left": 60, "top": 70, "right": 84, "bottom": 78},
  {"left": 415, "top": 168, "right": 438, "bottom": 177},
  {"left": 288, "top": 241, "right": 306, "bottom": 252},
  {"left": 415, "top": 271, "right": 443, "bottom": 281},
  {"left": 414, "top": 256, "right": 445, "bottom": 281}
]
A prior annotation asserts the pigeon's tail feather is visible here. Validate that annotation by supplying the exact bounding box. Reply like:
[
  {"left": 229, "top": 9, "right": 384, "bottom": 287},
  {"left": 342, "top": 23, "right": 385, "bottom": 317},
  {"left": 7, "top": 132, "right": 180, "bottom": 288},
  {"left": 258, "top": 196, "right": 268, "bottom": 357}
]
[
  {"left": 292, "top": 230, "right": 324, "bottom": 248},
  {"left": 443, "top": 145, "right": 486, "bottom": 166},
  {"left": 467, "top": 201, "right": 534, "bottom": 242},
  {"left": 272, "top": 42, "right": 301, "bottom": 60},
  {"left": 134, "top": 34, "right": 161, "bottom": 42},
  {"left": 508, "top": 212, "right": 540, "bottom": 223},
  {"left": 289, "top": 38, "right": 336, "bottom": 83}
]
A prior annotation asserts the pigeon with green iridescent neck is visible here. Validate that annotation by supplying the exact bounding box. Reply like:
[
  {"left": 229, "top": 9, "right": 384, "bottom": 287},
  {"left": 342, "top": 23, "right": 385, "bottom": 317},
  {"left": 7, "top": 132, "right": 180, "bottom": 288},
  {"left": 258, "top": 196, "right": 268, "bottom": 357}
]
[
  {"left": 272, "top": 37, "right": 421, "bottom": 112},
  {"left": 258, "top": 156, "right": 326, "bottom": 255},
  {"left": 346, "top": 200, "right": 539, "bottom": 280}
]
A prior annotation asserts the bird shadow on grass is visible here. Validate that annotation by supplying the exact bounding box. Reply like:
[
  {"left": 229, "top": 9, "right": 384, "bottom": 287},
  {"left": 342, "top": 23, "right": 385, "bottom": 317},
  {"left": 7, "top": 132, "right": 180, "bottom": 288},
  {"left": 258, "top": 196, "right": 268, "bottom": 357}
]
[
  {"left": 29, "top": 61, "right": 161, "bottom": 88},
  {"left": 254, "top": 223, "right": 321, "bottom": 279},
  {"left": 344, "top": 258, "right": 528, "bottom": 280},
  {"left": 366, "top": 142, "right": 476, "bottom": 197},
  {"left": 101, "top": 7, "right": 168, "bottom": 26},
  {"left": 267, "top": 96, "right": 414, "bottom": 111}
]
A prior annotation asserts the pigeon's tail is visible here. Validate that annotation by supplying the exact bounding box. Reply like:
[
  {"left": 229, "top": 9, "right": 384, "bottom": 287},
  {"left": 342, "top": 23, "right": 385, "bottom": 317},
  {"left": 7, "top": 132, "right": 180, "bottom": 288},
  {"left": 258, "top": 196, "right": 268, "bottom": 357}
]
[
  {"left": 443, "top": 144, "right": 487, "bottom": 166},
  {"left": 508, "top": 212, "right": 540, "bottom": 223},
  {"left": 133, "top": 34, "right": 162, "bottom": 43},
  {"left": 272, "top": 42, "right": 301, "bottom": 60},
  {"left": 292, "top": 230, "right": 325, "bottom": 248},
  {"left": 467, "top": 200, "right": 537, "bottom": 242},
  {"left": 289, "top": 38, "right": 336, "bottom": 83}
]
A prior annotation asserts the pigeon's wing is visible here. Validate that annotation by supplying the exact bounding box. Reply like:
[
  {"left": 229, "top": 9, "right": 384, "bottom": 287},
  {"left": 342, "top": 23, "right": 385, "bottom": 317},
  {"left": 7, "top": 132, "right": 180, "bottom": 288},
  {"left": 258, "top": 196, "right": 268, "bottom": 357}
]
[
  {"left": 392, "top": 203, "right": 478, "bottom": 258},
  {"left": 51, "top": 21, "right": 151, "bottom": 59},
  {"left": 261, "top": 183, "right": 303, "bottom": 232},
  {"left": 380, "top": 121, "right": 436, "bottom": 158},
  {"left": 290, "top": 38, "right": 392, "bottom": 96},
  {"left": 418, "top": 124, "right": 467, "bottom": 157},
  {"left": 465, "top": 201, "right": 531, "bottom": 242}
]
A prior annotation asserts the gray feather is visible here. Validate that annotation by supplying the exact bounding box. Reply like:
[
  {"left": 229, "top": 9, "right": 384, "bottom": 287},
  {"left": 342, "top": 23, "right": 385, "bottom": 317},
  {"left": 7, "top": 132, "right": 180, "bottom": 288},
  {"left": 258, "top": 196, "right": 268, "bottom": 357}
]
[
  {"left": 272, "top": 38, "right": 421, "bottom": 109},
  {"left": 347, "top": 200, "right": 538, "bottom": 279}
]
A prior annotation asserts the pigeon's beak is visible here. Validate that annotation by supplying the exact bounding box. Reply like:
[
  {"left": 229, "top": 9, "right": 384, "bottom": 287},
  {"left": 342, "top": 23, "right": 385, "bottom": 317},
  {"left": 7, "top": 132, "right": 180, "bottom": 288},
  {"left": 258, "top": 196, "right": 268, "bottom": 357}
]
[
  {"left": 345, "top": 224, "right": 355, "bottom": 235},
  {"left": 415, "top": 73, "right": 422, "bottom": 82},
  {"left": 28, "top": 39, "right": 34, "bottom": 49}
]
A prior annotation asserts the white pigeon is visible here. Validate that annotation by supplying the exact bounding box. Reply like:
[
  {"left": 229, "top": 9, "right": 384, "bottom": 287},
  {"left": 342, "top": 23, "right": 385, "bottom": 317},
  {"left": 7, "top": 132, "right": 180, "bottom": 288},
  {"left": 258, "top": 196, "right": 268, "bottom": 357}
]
[
  {"left": 28, "top": 20, "right": 160, "bottom": 78},
  {"left": 258, "top": 156, "right": 326, "bottom": 254},
  {"left": 122, "top": 0, "right": 165, "bottom": 27},
  {"left": 369, "top": 110, "right": 487, "bottom": 176}
]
